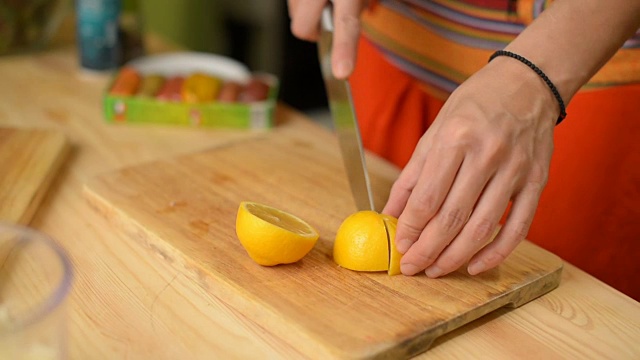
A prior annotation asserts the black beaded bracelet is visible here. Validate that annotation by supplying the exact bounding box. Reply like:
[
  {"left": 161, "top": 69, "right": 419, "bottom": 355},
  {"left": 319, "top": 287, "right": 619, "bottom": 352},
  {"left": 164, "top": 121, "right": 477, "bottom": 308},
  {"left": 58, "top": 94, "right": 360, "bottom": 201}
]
[{"left": 489, "top": 50, "right": 567, "bottom": 125}]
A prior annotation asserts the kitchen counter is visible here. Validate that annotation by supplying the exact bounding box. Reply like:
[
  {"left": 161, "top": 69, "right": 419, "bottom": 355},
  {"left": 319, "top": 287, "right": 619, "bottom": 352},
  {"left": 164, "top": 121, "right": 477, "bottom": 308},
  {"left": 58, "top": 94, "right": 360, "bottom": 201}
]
[{"left": 1, "top": 21, "right": 638, "bottom": 359}]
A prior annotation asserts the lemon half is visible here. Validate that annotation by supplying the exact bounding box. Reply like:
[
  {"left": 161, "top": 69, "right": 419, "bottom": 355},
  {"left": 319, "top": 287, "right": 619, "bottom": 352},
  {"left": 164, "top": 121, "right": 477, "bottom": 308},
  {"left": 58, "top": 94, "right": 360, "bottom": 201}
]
[
  {"left": 235, "top": 201, "right": 320, "bottom": 266},
  {"left": 333, "top": 211, "right": 402, "bottom": 275}
]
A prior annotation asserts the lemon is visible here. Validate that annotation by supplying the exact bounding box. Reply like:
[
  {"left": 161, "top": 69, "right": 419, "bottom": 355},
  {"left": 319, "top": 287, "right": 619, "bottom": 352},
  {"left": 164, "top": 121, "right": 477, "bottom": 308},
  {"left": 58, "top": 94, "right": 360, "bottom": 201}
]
[
  {"left": 333, "top": 211, "right": 402, "bottom": 275},
  {"left": 235, "top": 201, "right": 320, "bottom": 266},
  {"left": 383, "top": 215, "right": 402, "bottom": 276}
]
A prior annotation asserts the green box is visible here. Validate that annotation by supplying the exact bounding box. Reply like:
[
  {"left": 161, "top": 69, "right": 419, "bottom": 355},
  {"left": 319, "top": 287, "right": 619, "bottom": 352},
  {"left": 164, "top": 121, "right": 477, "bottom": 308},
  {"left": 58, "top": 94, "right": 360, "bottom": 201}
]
[{"left": 102, "top": 52, "right": 279, "bottom": 129}]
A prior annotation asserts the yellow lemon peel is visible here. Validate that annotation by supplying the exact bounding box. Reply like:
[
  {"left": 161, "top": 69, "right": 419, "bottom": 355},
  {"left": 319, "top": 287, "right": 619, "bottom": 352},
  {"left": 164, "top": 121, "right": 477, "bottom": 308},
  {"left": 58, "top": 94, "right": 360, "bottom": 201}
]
[
  {"left": 235, "top": 201, "right": 319, "bottom": 266},
  {"left": 333, "top": 211, "right": 402, "bottom": 275}
]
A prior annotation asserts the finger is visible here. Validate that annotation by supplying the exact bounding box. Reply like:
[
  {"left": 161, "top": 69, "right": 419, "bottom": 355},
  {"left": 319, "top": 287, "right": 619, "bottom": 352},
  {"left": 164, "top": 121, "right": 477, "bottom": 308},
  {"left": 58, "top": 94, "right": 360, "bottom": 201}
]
[
  {"left": 394, "top": 147, "right": 465, "bottom": 257},
  {"left": 382, "top": 153, "right": 428, "bottom": 219},
  {"left": 383, "top": 133, "right": 435, "bottom": 217},
  {"left": 466, "top": 181, "right": 543, "bottom": 275},
  {"left": 287, "top": 0, "right": 298, "bottom": 14},
  {"left": 423, "top": 173, "right": 512, "bottom": 278},
  {"left": 400, "top": 153, "right": 494, "bottom": 275},
  {"left": 332, "top": 0, "right": 364, "bottom": 78},
  {"left": 382, "top": 172, "right": 415, "bottom": 220},
  {"left": 289, "top": 0, "right": 327, "bottom": 42}
]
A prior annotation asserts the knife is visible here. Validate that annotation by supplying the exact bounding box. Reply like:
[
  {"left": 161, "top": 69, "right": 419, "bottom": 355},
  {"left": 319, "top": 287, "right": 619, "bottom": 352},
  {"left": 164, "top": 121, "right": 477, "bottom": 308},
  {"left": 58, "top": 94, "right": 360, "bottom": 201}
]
[{"left": 318, "top": 4, "right": 375, "bottom": 211}]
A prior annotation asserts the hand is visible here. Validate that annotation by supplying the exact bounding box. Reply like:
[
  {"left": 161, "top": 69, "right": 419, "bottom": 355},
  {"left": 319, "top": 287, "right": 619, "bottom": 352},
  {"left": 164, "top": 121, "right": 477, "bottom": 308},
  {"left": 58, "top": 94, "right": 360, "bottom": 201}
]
[
  {"left": 287, "top": 0, "right": 368, "bottom": 79},
  {"left": 383, "top": 56, "right": 557, "bottom": 277}
]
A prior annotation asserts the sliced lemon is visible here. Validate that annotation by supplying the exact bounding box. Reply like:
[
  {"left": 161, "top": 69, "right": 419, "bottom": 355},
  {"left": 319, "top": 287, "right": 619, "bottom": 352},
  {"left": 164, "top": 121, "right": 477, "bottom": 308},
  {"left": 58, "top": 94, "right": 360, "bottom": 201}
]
[
  {"left": 333, "top": 211, "right": 402, "bottom": 275},
  {"left": 235, "top": 201, "right": 319, "bottom": 266},
  {"left": 382, "top": 215, "right": 402, "bottom": 276}
]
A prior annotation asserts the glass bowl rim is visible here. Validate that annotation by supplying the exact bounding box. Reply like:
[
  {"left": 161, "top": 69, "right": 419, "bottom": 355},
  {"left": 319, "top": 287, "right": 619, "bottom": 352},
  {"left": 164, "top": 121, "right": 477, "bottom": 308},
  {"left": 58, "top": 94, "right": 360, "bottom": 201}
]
[{"left": 0, "top": 222, "right": 73, "bottom": 336}]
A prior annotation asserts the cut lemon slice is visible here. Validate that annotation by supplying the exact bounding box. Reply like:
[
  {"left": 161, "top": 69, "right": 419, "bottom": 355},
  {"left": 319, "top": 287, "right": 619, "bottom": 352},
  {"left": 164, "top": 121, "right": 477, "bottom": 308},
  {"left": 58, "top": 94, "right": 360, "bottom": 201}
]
[
  {"left": 382, "top": 215, "right": 402, "bottom": 276},
  {"left": 235, "top": 201, "right": 319, "bottom": 266}
]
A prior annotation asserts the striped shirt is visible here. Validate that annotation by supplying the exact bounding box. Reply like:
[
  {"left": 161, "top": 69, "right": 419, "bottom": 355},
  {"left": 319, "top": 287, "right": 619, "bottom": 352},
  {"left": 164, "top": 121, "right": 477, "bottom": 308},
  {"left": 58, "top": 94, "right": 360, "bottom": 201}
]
[{"left": 362, "top": 0, "right": 640, "bottom": 98}]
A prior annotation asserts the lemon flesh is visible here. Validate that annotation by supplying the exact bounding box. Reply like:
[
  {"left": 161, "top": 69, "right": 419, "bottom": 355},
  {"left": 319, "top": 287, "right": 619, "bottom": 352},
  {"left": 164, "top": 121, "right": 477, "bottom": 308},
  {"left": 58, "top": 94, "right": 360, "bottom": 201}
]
[{"left": 235, "top": 201, "right": 319, "bottom": 266}]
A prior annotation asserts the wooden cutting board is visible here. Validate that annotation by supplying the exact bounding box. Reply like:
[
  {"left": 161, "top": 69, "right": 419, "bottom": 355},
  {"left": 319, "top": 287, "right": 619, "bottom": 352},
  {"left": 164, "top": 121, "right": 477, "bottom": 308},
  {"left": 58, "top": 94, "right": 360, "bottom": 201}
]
[
  {"left": 0, "top": 127, "right": 69, "bottom": 225},
  {"left": 83, "top": 122, "right": 563, "bottom": 359}
]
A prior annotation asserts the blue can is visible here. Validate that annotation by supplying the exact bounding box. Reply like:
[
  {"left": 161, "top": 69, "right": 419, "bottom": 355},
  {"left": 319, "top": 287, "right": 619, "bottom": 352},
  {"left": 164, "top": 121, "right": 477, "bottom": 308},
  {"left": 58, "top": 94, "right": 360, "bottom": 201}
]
[{"left": 76, "top": 0, "right": 122, "bottom": 71}]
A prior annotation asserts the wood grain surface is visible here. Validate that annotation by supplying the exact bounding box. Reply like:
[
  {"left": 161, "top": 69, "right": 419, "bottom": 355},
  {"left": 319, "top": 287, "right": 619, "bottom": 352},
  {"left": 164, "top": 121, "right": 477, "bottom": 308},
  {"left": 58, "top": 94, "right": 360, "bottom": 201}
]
[
  {"left": 84, "top": 125, "right": 563, "bottom": 359},
  {"left": 0, "top": 127, "right": 69, "bottom": 224}
]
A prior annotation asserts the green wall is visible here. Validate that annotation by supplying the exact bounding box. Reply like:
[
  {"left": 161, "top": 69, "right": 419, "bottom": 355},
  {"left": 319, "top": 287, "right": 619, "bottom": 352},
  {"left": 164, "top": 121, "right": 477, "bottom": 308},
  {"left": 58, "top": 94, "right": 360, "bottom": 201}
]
[{"left": 139, "top": 0, "right": 227, "bottom": 53}]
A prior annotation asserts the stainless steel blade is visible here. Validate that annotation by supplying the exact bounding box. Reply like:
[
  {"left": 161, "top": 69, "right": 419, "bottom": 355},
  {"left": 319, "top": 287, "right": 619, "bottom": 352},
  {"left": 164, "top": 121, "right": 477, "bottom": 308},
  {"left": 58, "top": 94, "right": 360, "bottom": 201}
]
[{"left": 318, "top": 4, "right": 375, "bottom": 211}]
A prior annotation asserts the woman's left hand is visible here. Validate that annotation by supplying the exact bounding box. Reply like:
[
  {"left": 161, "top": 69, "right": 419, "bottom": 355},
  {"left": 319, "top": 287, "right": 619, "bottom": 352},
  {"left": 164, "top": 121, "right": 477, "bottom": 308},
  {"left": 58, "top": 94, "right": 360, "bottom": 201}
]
[{"left": 383, "top": 56, "right": 557, "bottom": 277}]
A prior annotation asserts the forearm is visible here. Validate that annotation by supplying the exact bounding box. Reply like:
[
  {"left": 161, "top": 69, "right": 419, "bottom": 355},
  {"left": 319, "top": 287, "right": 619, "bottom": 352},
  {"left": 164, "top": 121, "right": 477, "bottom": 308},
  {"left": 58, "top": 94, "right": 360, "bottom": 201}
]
[{"left": 504, "top": 0, "right": 640, "bottom": 104}]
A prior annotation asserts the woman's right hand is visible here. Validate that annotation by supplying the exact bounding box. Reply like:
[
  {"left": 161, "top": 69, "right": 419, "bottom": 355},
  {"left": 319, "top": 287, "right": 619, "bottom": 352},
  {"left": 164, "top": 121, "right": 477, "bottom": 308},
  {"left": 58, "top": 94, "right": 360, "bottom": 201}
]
[{"left": 287, "top": 0, "right": 368, "bottom": 79}]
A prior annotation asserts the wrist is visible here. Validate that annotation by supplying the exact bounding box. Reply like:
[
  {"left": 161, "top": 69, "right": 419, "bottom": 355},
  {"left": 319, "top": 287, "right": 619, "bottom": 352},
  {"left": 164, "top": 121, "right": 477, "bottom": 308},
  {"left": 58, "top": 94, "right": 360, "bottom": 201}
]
[
  {"left": 489, "top": 50, "right": 567, "bottom": 125},
  {"left": 503, "top": 45, "right": 579, "bottom": 105},
  {"left": 484, "top": 56, "right": 560, "bottom": 127}
]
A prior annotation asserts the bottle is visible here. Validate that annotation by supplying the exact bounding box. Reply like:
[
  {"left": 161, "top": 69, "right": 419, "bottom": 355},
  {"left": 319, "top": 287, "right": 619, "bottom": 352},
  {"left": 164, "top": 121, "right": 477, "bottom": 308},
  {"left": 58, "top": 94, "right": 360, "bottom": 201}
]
[{"left": 76, "top": 0, "right": 122, "bottom": 71}]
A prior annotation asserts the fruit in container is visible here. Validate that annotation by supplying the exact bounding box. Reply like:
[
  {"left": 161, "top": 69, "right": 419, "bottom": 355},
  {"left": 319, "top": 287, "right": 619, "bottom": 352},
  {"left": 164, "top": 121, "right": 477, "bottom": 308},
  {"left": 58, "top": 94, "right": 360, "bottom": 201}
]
[
  {"left": 108, "top": 66, "right": 141, "bottom": 96},
  {"left": 155, "top": 76, "right": 185, "bottom": 101},
  {"left": 181, "top": 73, "right": 222, "bottom": 104},
  {"left": 137, "top": 74, "right": 165, "bottom": 97},
  {"left": 107, "top": 67, "right": 274, "bottom": 104},
  {"left": 217, "top": 81, "right": 242, "bottom": 102},
  {"left": 239, "top": 78, "right": 270, "bottom": 103}
]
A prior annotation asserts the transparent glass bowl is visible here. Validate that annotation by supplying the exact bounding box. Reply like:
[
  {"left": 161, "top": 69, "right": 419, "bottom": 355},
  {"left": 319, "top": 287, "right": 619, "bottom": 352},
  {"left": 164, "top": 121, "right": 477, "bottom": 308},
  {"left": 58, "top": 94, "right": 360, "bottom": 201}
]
[{"left": 0, "top": 222, "right": 73, "bottom": 359}]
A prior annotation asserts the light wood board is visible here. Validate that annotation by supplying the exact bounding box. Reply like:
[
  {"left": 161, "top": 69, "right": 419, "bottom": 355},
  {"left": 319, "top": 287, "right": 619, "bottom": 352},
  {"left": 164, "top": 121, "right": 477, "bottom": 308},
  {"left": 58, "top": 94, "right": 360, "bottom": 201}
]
[
  {"left": 84, "top": 127, "right": 563, "bottom": 359},
  {"left": 0, "top": 127, "right": 69, "bottom": 225}
]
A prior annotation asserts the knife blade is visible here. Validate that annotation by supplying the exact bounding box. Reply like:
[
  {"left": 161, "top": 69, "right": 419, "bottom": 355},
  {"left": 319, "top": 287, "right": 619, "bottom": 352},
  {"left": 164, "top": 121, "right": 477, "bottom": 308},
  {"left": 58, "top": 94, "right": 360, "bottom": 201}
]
[{"left": 318, "top": 4, "right": 375, "bottom": 211}]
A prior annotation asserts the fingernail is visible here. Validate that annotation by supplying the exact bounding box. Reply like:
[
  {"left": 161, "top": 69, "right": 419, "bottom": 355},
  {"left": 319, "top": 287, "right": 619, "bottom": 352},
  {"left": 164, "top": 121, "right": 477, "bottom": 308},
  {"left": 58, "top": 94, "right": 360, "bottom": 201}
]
[
  {"left": 401, "top": 262, "right": 420, "bottom": 276},
  {"left": 468, "top": 260, "right": 485, "bottom": 275},
  {"left": 335, "top": 60, "right": 353, "bottom": 79},
  {"left": 425, "top": 266, "right": 443, "bottom": 278},
  {"left": 396, "top": 239, "right": 413, "bottom": 254}
]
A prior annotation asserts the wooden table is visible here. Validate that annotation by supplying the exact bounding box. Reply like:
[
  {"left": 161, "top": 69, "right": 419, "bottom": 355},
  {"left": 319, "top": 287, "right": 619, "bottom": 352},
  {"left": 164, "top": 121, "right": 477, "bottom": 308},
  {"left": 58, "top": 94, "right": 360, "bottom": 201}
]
[{"left": 1, "top": 22, "right": 639, "bottom": 359}]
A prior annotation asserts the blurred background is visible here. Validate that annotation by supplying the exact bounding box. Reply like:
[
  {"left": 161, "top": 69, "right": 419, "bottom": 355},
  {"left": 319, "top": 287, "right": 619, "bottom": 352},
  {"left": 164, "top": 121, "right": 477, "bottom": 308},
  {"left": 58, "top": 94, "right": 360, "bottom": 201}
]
[
  {"left": 139, "top": 0, "right": 329, "bottom": 121},
  {"left": 0, "top": 0, "right": 331, "bottom": 125},
  {"left": 132, "top": 0, "right": 331, "bottom": 126}
]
